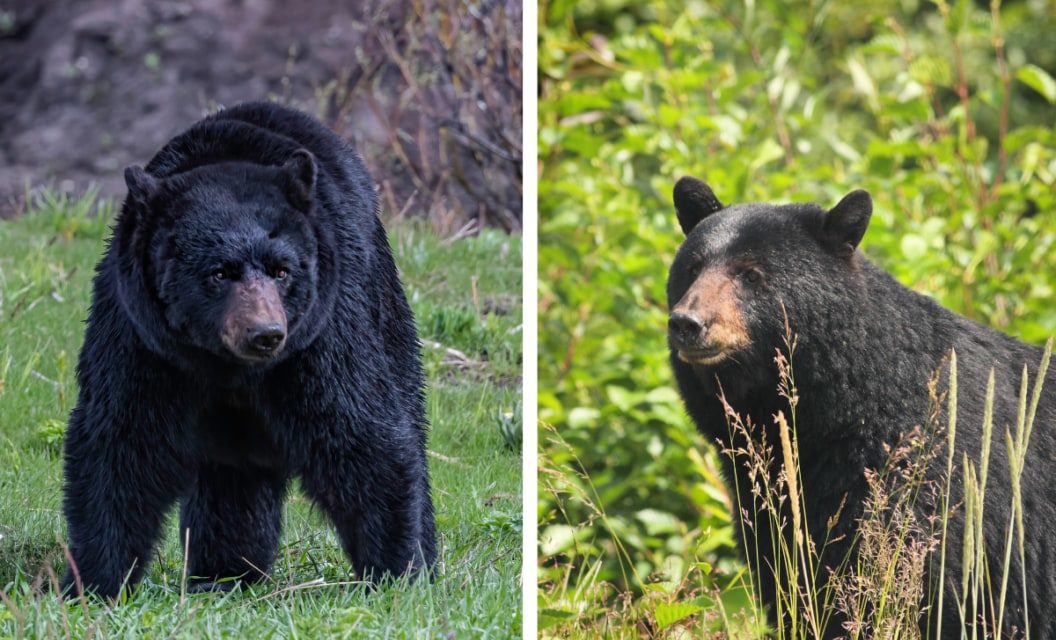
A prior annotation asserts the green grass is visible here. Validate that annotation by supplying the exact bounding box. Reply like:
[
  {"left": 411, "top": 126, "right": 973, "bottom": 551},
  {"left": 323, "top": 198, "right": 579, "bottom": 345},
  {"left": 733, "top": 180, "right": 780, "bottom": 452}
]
[{"left": 0, "top": 190, "right": 523, "bottom": 638}]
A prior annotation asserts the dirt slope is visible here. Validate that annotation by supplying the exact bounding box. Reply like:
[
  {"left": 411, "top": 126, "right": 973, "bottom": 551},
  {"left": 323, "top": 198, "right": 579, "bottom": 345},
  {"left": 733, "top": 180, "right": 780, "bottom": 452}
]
[{"left": 0, "top": 0, "right": 522, "bottom": 230}]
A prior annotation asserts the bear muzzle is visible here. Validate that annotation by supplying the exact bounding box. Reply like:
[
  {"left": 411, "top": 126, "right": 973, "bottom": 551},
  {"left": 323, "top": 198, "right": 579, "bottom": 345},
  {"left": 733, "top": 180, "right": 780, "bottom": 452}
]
[
  {"left": 245, "top": 323, "right": 287, "bottom": 355},
  {"left": 221, "top": 277, "right": 288, "bottom": 362},
  {"left": 669, "top": 269, "right": 751, "bottom": 366},
  {"left": 669, "top": 312, "right": 728, "bottom": 365}
]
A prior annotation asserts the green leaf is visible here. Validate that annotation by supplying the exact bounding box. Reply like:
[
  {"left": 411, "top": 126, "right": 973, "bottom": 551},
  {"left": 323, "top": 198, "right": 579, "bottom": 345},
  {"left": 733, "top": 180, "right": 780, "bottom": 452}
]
[
  {"left": 644, "top": 387, "right": 681, "bottom": 404},
  {"left": 901, "top": 234, "right": 928, "bottom": 260},
  {"left": 606, "top": 385, "right": 639, "bottom": 411},
  {"left": 847, "top": 56, "right": 876, "bottom": 100},
  {"left": 654, "top": 601, "right": 704, "bottom": 629},
  {"left": 909, "top": 56, "right": 952, "bottom": 87},
  {"left": 567, "top": 407, "right": 601, "bottom": 428},
  {"left": 750, "top": 139, "right": 785, "bottom": 170},
  {"left": 1016, "top": 64, "right": 1056, "bottom": 104},
  {"left": 825, "top": 134, "right": 861, "bottom": 162},
  {"left": 636, "top": 508, "right": 682, "bottom": 535},
  {"left": 539, "top": 608, "right": 578, "bottom": 630},
  {"left": 540, "top": 524, "right": 577, "bottom": 556}
]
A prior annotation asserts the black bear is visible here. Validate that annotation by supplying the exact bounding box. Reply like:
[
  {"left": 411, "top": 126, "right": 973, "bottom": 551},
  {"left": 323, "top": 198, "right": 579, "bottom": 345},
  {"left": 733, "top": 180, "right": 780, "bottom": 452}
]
[
  {"left": 61, "top": 102, "right": 435, "bottom": 598},
  {"left": 667, "top": 177, "right": 1054, "bottom": 638}
]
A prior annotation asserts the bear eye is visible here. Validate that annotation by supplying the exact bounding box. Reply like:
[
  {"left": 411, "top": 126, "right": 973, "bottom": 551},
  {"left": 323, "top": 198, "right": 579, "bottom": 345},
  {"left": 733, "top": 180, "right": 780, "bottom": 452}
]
[
  {"left": 211, "top": 269, "right": 227, "bottom": 282},
  {"left": 743, "top": 268, "right": 762, "bottom": 284},
  {"left": 274, "top": 268, "right": 289, "bottom": 280}
]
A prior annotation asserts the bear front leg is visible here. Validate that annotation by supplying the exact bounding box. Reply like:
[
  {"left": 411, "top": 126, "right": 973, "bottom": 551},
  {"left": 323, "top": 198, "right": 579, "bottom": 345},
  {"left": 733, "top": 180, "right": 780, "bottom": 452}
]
[
  {"left": 179, "top": 464, "right": 287, "bottom": 592},
  {"left": 301, "top": 430, "right": 436, "bottom": 583},
  {"left": 61, "top": 405, "right": 188, "bottom": 599}
]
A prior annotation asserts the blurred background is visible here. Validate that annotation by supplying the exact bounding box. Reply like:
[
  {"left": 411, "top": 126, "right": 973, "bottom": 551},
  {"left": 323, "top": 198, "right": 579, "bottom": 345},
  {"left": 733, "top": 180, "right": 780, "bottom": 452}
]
[
  {"left": 0, "top": 0, "right": 522, "bottom": 233},
  {"left": 538, "top": 0, "right": 1056, "bottom": 636}
]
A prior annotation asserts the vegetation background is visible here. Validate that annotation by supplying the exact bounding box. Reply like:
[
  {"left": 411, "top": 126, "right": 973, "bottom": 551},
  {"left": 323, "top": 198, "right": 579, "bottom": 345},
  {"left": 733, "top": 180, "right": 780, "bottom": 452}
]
[{"left": 538, "top": 0, "right": 1056, "bottom": 636}]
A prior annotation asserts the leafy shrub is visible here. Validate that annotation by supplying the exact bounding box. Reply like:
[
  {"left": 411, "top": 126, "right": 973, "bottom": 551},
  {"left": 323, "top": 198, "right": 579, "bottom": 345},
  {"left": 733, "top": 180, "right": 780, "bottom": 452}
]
[{"left": 538, "top": 0, "right": 1056, "bottom": 634}]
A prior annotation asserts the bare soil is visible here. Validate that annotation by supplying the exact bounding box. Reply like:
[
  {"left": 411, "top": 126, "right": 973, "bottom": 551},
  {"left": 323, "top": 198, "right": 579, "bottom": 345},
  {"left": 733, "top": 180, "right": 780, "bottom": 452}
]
[{"left": 0, "top": 0, "right": 522, "bottom": 231}]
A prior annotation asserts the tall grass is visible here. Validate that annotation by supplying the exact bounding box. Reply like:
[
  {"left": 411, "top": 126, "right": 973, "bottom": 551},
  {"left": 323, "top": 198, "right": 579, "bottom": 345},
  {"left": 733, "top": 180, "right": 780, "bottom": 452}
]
[{"left": 539, "top": 333, "right": 1053, "bottom": 638}]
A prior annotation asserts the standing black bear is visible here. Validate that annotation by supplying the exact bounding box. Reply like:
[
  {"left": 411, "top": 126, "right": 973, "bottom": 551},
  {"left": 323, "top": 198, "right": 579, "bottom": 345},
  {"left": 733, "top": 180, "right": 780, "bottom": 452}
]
[
  {"left": 666, "top": 177, "right": 1055, "bottom": 638},
  {"left": 62, "top": 102, "right": 435, "bottom": 598}
]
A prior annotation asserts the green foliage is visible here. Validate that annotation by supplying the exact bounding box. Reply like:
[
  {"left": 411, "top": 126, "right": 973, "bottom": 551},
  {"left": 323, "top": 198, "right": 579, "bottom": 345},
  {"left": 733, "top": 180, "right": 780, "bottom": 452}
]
[
  {"left": 539, "top": 0, "right": 1056, "bottom": 634},
  {"left": 32, "top": 418, "right": 66, "bottom": 456},
  {"left": 0, "top": 192, "right": 522, "bottom": 637},
  {"left": 498, "top": 401, "right": 524, "bottom": 451}
]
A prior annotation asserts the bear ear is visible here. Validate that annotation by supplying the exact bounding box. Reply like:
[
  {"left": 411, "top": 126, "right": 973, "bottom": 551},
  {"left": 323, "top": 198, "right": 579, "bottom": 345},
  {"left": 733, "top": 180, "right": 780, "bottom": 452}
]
[
  {"left": 822, "top": 189, "right": 872, "bottom": 254},
  {"left": 282, "top": 149, "right": 317, "bottom": 212},
  {"left": 124, "top": 166, "right": 159, "bottom": 211},
  {"left": 673, "top": 176, "right": 724, "bottom": 235}
]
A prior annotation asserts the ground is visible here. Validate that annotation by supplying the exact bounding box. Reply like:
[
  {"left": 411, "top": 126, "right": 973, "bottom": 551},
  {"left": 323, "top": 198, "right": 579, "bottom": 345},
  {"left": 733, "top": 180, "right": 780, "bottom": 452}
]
[
  {"left": 0, "top": 0, "right": 522, "bottom": 230},
  {"left": 0, "top": 191, "right": 522, "bottom": 637}
]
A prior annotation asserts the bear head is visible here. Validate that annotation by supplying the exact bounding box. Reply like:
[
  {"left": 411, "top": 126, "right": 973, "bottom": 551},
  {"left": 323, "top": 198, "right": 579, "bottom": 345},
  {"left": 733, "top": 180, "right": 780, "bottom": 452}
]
[
  {"left": 117, "top": 150, "right": 321, "bottom": 366},
  {"left": 667, "top": 176, "right": 873, "bottom": 379}
]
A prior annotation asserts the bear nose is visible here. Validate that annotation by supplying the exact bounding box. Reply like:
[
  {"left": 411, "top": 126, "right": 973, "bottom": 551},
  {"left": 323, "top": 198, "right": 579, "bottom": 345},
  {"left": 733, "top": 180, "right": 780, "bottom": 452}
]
[
  {"left": 669, "top": 312, "right": 704, "bottom": 340},
  {"left": 247, "top": 324, "right": 286, "bottom": 353}
]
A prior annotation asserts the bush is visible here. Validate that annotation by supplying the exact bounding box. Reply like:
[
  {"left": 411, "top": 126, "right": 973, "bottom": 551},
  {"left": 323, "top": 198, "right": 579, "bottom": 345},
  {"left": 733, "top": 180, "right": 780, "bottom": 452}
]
[{"left": 538, "top": 0, "right": 1056, "bottom": 634}]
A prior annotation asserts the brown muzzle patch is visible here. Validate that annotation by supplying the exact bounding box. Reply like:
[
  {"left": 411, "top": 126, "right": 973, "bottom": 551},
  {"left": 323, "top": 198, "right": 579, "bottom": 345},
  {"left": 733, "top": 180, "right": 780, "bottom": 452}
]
[
  {"left": 669, "top": 267, "right": 751, "bottom": 365},
  {"left": 221, "top": 277, "right": 288, "bottom": 361}
]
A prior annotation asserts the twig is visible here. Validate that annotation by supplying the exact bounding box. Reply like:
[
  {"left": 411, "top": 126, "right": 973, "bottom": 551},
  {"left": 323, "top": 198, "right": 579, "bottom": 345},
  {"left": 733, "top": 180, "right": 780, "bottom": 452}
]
[
  {"left": 180, "top": 527, "right": 189, "bottom": 608},
  {"left": 255, "top": 579, "right": 368, "bottom": 601},
  {"left": 427, "top": 450, "right": 469, "bottom": 468}
]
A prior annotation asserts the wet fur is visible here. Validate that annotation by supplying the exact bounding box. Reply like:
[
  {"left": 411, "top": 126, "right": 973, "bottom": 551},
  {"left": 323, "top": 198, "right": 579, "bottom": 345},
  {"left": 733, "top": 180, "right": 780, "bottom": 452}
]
[
  {"left": 667, "top": 177, "right": 1055, "bottom": 638},
  {"left": 61, "top": 102, "right": 436, "bottom": 598}
]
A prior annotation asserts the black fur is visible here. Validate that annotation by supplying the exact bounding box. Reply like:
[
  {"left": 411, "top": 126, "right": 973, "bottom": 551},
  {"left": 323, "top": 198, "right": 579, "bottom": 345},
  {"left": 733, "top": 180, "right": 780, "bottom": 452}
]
[
  {"left": 61, "top": 102, "right": 435, "bottom": 598},
  {"left": 667, "top": 179, "right": 1055, "bottom": 638}
]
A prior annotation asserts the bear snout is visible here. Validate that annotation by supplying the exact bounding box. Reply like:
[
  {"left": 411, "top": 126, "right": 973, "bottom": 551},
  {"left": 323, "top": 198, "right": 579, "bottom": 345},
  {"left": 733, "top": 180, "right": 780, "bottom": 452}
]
[
  {"left": 668, "top": 311, "right": 727, "bottom": 364},
  {"left": 669, "top": 311, "right": 706, "bottom": 347},
  {"left": 221, "top": 277, "right": 288, "bottom": 361},
  {"left": 246, "top": 323, "right": 286, "bottom": 355},
  {"left": 669, "top": 269, "right": 751, "bottom": 365}
]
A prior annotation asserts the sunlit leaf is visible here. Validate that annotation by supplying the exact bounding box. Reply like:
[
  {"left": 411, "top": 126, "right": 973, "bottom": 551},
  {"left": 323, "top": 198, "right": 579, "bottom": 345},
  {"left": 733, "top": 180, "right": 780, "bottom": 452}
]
[{"left": 1016, "top": 64, "right": 1056, "bottom": 104}]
